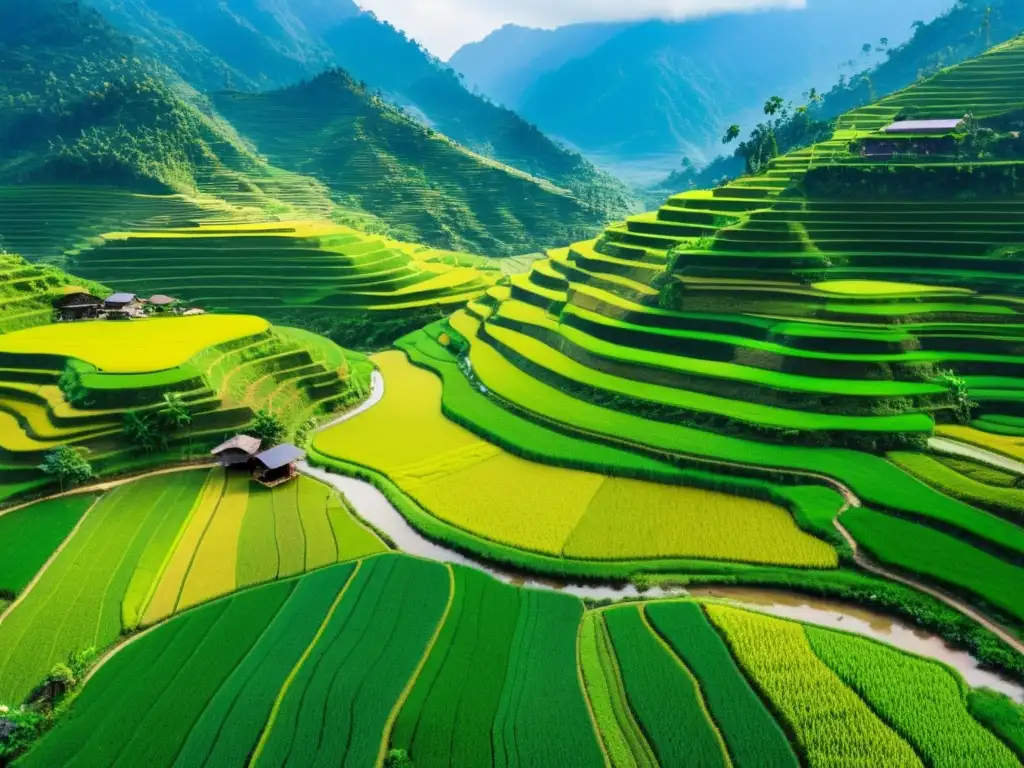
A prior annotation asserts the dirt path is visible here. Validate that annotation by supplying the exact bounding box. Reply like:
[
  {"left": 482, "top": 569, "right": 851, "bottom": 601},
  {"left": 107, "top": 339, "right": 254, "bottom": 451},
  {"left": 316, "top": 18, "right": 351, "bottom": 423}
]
[
  {"left": 0, "top": 461, "right": 217, "bottom": 520},
  {"left": 929, "top": 436, "right": 1024, "bottom": 477},
  {"left": 832, "top": 506, "right": 1024, "bottom": 656}
]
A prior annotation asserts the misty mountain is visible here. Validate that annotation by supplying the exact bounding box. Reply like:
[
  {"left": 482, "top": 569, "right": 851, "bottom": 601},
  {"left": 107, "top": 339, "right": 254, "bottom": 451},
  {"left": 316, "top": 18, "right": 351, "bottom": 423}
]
[
  {"left": 448, "top": 22, "right": 629, "bottom": 108},
  {"left": 451, "top": 0, "right": 953, "bottom": 169}
]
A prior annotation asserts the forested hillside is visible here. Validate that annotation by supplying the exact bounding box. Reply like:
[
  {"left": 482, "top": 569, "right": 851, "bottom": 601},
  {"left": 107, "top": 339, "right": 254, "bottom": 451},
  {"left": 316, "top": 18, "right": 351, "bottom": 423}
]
[
  {"left": 653, "top": 0, "right": 1024, "bottom": 194},
  {"left": 0, "top": 0, "right": 253, "bottom": 194},
  {"left": 82, "top": 0, "right": 631, "bottom": 212},
  {"left": 0, "top": 0, "right": 622, "bottom": 258},
  {"left": 211, "top": 70, "right": 627, "bottom": 254}
]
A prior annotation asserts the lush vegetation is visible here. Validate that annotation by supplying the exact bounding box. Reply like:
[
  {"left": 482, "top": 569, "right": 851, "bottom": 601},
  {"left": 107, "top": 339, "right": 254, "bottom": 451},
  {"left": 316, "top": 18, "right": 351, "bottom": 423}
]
[
  {"left": 210, "top": 71, "right": 624, "bottom": 255},
  {"left": 646, "top": 601, "right": 799, "bottom": 768},
  {"left": 2, "top": 9, "right": 1024, "bottom": 768},
  {"left": 314, "top": 349, "right": 838, "bottom": 573},
  {"left": 0, "top": 313, "right": 372, "bottom": 499},
  {"left": 0, "top": 496, "right": 94, "bottom": 597}
]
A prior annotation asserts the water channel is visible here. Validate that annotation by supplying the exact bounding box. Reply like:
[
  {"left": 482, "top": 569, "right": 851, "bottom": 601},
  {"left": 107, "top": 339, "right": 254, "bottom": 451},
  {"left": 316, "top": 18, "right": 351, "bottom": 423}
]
[{"left": 307, "top": 370, "right": 1024, "bottom": 703}]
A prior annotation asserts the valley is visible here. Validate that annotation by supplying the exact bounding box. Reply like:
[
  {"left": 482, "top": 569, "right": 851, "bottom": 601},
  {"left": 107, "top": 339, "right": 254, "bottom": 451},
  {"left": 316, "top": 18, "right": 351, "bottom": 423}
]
[{"left": 0, "top": 0, "right": 1023, "bottom": 766}]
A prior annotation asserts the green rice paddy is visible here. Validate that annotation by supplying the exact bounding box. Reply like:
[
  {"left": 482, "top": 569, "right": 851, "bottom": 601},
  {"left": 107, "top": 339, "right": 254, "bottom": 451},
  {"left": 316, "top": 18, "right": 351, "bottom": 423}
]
[{"left": 3, "top": 28, "right": 1024, "bottom": 768}]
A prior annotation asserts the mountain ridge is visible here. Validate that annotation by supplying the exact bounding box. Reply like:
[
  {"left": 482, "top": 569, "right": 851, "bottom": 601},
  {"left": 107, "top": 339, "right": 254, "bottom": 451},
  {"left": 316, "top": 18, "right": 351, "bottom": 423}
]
[{"left": 450, "top": 0, "right": 952, "bottom": 173}]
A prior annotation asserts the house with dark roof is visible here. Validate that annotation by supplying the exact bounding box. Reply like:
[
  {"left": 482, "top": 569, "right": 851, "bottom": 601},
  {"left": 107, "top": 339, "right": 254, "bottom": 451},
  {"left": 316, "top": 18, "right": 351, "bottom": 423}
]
[
  {"left": 252, "top": 443, "right": 305, "bottom": 487},
  {"left": 210, "top": 434, "right": 262, "bottom": 468},
  {"left": 53, "top": 288, "right": 102, "bottom": 321}
]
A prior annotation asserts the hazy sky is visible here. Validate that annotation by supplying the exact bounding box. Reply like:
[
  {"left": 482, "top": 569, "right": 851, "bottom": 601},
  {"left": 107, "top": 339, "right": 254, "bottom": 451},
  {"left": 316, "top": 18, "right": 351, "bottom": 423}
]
[{"left": 357, "top": 0, "right": 805, "bottom": 59}]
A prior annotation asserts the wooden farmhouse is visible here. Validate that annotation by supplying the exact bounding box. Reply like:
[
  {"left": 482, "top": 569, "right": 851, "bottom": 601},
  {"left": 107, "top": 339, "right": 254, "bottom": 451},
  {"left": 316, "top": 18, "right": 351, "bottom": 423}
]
[
  {"left": 102, "top": 292, "right": 145, "bottom": 318},
  {"left": 53, "top": 289, "right": 102, "bottom": 321},
  {"left": 210, "top": 434, "right": 262, "bottom": 468},
  {"left": 252, "top": 444, "right": 306, "bottom": 487}
]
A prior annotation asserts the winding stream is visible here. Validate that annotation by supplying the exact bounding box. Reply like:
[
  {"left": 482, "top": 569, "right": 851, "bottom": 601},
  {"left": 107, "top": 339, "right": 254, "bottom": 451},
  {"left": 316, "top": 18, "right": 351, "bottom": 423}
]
[{"left": 305, "top": 366, "right": 1024, "bottom": 702}]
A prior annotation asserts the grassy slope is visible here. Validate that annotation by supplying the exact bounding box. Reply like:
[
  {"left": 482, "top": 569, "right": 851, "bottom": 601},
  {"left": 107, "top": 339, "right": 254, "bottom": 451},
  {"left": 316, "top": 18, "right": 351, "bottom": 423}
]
[{"left": 210, "top": 70, "right": 620, "bottom": 255}]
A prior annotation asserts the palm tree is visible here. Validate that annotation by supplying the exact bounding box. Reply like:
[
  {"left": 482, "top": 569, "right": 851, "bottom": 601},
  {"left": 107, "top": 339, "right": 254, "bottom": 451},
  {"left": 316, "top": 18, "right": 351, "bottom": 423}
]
[{"left": 763, "top": 96, "right": 784, "bottom": 118}]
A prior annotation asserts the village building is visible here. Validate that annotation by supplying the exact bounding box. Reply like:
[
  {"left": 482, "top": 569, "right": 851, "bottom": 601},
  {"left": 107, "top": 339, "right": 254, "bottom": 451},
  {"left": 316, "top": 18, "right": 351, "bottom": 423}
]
[
  {"left": 53, "top": 288, "right": 102, "bottom": 321},
  {"left": 103, "top": 292, "right": 138, "bottom": 310},
  {"left": 147, "top": 294, "right": 179, "bottom": 312},
  {"left": 882, "top": 118, "right": 966, "bottom": 134},
  {"left": 860, "top": 118, "right": 967, "bottom": 160},
  {"left": 252, "top": 443, "right": 305, "bottom": 487},
  {"left": 210, "top": 434, "right": 262, "bottom": 468},
  {"left": 102, "top": 292, "right": 146, "bottom": 319},
  {"left": 182, "top": 308, "right": 206, "bottom": 316}
]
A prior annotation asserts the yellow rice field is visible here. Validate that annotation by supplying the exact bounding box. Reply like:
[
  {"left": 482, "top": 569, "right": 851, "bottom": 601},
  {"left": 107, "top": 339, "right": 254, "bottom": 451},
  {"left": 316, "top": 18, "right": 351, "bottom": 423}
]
[
  {"left": 936, "top": 425, "right": 1024, "bottom": 462},
  {"left": 315, "top": 350, "right": 481, "bottom": 470},
  {"left": 812, "top": 280, "right": 970, "bottom": 296},
  {"left": 142, "top": 470, "right": 226, "bottom": 626},
  {"left": 177, "top": 473, "right": 250, "bottom": 610},
  {"left": 0, "top": 314, "right": 269, "bottom": 372},
  {"left": 564, "top": 479, "right": 837, "bottom": 567},
  {"left": 408, "top": 452, "right": 605, "bottom": 556},
  {"left": 316, "top": 351, "right": 836, "bottom": 565}
]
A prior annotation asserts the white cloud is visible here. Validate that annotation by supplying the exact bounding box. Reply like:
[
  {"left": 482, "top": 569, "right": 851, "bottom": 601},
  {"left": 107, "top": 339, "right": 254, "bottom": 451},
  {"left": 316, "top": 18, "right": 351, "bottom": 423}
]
[{"left": 357, "top": 0, "right": 806, "bottom": 59}]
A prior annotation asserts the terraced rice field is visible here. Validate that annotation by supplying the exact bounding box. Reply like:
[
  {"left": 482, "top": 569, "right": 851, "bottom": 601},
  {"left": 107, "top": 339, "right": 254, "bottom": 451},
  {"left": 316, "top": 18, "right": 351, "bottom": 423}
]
[
  {"left": 397, "top": 37, "right": 1024, "bottom": 630},
  {"left": 18, "top": 562, "right": 1019, "bottom": 768},
  {"left": 4, "top": 30, "right": 1024, "bottom": 768},
  {"left": 0, "top": 185, "right": 255, "bottom": 264},
  {"left": 0, "top": 253, "right": 107, "bottom": 335},
  {"left": 143, "top": 471, "right": 386, "bottom": 625},
  {"left": 0, "top": 314, "right": 269, "bottom": 373},
  {"left": 67, "top": 221, "right": 500, "bottom": 330},
  {"left": 0, "top": 470, "right": 384, "bottom": 705},
  {"left": 0, "top": 314, "right": 372, "bottom": 496},
  {"left": 314, "top": 350, "right": 837, "bottom": 569}
]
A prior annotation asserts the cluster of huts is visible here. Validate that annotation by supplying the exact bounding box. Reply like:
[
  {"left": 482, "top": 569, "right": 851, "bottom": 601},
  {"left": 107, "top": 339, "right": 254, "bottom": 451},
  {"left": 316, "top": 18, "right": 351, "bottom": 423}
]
[
  {"left": 53, "top": 288, "right": 205, "bottom": 321},
  {"left": 210, "top": 434, "right": 306, "bottom": 487}
]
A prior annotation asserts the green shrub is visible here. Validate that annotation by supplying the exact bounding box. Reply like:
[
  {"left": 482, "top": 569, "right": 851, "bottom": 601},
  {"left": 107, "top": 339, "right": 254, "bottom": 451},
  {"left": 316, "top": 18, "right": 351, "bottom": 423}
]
[{"left": 250, "top": 410, "right": 287, "bottom": 444}]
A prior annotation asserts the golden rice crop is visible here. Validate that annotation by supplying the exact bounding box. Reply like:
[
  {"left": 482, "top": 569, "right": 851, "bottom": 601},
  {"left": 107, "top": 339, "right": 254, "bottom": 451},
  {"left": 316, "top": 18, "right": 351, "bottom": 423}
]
[
  {"left": 936, "top": 425, "right": 1024, "bottom": 462},
  {"left": 705, "top": 605, "right": 922, "bottom": 768},
  {"left": 408, "top": 453, "right": 603, "bottom": 555},
  {"left": 563, "top": 479, "right": 838, "bottom": 567},
  {"left": 0, "top": 314, "right": 269, "bottom": 373},
  {"left": 177, "top": 473, "right": 250, "bottom": 611},
  {"left": 142, "top": 470, "right": 226, "bottom": 626},
  {"left": 314, "top": 350, "right": 482, "bottom": 472}
]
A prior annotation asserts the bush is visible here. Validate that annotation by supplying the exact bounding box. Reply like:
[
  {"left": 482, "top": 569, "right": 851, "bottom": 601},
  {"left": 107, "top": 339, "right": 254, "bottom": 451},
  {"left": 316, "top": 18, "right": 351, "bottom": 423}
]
[
  {"left": 122, "top": 410, "right": 166, "bottom": 453},
  {"left": 250, "top": 409, "right": 287, "bottom": 444}
]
